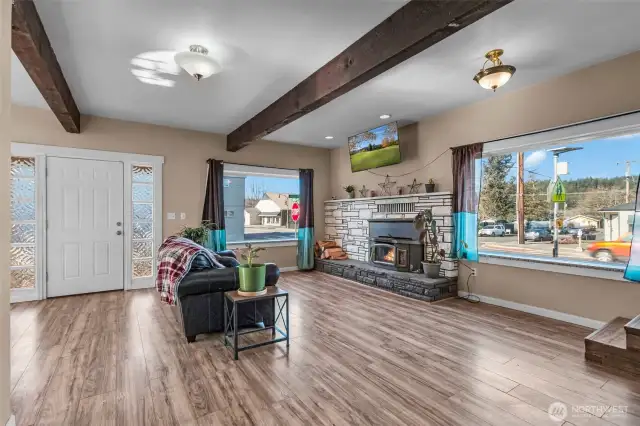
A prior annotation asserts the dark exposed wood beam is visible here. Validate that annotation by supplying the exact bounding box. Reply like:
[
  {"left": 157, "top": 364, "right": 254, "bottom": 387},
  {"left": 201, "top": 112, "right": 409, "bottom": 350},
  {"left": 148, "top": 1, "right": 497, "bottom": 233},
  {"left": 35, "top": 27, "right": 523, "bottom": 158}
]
[
  {"left": 12, "top": 0, "right": 80, "bottom": 133},
  {"left": 227, "top": 0, "right": 512, "bottom": 152}
]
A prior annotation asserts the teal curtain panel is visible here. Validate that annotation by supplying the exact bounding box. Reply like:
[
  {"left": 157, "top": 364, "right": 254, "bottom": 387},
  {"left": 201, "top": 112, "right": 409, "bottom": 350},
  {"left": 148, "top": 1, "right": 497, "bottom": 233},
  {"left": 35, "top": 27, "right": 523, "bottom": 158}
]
[
  {"left": 452, "top": 143, "right": 483, "bottom": 262},
  {"left": 624, "top": 176, "right": 640, "bottom": 282},
  {"left": 297, "top": 169, "right": 315, "bottom": 271}
]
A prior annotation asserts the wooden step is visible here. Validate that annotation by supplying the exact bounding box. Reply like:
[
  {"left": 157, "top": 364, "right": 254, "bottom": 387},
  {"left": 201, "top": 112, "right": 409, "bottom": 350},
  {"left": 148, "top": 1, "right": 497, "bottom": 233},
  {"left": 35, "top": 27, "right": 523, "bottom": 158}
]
[
  {"left": 625, "top": 315, "right": 640, "bottom": 352},
  {"left": 585, "top": 317, "right": 629, "bottom": 350},
  {"left": 585, "top": 317, "right": 640, "bottom": 374}
]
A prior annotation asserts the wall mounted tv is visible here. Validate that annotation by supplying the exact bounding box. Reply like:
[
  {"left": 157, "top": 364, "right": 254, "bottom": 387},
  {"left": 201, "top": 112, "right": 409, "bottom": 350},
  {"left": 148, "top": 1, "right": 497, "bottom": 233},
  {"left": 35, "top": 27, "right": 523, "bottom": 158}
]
[{"left": 348, "top": 122, "right": 401, "bottom": 172}]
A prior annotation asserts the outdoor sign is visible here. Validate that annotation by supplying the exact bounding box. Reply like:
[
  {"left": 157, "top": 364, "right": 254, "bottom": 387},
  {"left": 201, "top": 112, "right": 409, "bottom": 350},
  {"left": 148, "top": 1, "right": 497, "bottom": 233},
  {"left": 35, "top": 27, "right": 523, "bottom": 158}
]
[
  {"left": 551, "top": 178, "right": 566, "bottom": 203},
  {"left": 291, "top": 201, "right": 300, "bottom": 223},
  {"left": 556, "top": 218, "right": 564, "bottom": 229},
  {"left": 557, "top": 162, "right": 568, "bottom": 176}
]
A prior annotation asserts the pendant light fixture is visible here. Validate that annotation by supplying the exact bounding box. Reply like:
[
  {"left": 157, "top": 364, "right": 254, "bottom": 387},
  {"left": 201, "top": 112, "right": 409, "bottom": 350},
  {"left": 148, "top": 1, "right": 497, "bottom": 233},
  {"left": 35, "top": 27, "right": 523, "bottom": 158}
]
[
  {"left": 473, "top": 49, "right": 516, "bottom": 92},
  {"left": 174, "top": 45, "right": 221, "bottom": 81}
]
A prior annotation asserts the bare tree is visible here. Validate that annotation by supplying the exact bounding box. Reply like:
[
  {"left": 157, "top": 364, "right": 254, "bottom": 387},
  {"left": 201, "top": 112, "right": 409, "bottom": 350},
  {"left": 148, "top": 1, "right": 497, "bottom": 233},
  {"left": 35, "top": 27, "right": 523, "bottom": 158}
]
[
  {"left": 350, "top": 131, "right": 377, "bottom": 151},
  {"left": 248, "top": 182, "right": 266, "bottom": 201},
  {"left": 578, "top": 190, "right": 625, "bottom": 217},
  {"left": 381, "top": 122, "right": 398, "bottom": 140},
  {"left": 347, "top": 137, "right": 358, "bottom": 153}
]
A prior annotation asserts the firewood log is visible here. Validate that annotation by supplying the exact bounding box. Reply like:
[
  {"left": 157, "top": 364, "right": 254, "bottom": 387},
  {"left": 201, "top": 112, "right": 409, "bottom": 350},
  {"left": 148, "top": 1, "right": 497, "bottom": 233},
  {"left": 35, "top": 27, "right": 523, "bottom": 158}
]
[{"left": 318, "top": 240, "right": 338, "bottom": 249}]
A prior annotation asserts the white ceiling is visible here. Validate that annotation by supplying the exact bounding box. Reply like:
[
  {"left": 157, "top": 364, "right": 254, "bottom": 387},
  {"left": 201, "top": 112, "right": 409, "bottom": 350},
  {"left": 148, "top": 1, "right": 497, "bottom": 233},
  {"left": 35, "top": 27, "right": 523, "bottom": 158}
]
[
  {"left": 268, "top": 0, "right": 640, "bottom": 147},
  {"left": 11, "top": 1, "right": 640, "bottom": 149},
  {"left": 12, "top": 0, "right": 406, "bottom": 133}
]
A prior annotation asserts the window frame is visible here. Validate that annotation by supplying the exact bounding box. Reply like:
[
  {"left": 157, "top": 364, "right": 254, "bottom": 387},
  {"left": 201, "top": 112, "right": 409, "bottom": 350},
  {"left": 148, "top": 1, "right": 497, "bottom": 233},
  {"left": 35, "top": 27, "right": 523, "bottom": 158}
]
[
  {"left": 223, "top": 163, "right": 299, "bottom": 248},
  {"left": 478, "top": 111, "right": 640, "bottom": 281}
]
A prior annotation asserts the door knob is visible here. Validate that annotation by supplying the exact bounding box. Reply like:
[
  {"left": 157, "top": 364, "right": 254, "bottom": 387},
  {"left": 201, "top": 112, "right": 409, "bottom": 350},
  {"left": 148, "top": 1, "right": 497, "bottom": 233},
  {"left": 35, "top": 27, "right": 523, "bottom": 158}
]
[
  {"left": 116, "top": 230, "right": 123, "bottom": 236},
  {"left": 116, "top": 221, "right": 122, "bottom": 226}
]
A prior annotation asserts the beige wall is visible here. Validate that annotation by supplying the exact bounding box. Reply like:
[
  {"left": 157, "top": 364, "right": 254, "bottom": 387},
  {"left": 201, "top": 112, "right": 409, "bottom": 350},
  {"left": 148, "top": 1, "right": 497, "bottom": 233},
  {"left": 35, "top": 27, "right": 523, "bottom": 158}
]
[
  {"left": 330, "top": 50, "right": 640, "bottom": 322},
  {"left": 1, "top": 1, "right": 10, "bottom": 423},
  {"left": 11, "top": 105, "right": 331, "bottom": 268}
]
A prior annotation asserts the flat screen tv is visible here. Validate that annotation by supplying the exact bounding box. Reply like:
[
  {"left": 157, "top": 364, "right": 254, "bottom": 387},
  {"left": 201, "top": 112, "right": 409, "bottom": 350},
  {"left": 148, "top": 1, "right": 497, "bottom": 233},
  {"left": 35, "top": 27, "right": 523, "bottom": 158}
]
[{"left": 348, "top": 122, "right": 401, "bottom": 172}]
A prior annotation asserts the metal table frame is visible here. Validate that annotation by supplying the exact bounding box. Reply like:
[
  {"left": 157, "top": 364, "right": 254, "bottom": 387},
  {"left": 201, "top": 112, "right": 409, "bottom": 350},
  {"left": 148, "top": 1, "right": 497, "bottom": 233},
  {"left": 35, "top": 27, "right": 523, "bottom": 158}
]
[{"left": 223, "top": 289, "right": 289, "bottom": 360}]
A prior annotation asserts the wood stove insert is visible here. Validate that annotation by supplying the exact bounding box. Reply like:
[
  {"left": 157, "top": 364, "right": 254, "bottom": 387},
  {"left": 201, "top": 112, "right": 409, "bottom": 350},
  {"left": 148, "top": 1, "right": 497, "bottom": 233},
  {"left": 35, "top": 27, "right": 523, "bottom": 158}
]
[{"left": 368, "top": 219, "right": 423, "bottom": 273}]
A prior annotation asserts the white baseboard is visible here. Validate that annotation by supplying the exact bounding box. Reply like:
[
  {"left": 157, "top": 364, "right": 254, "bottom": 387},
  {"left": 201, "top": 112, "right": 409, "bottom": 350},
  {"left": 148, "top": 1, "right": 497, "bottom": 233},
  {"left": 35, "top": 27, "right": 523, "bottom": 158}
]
[
  {"left": 10, "top": 289, "right": 38, "bottom": 303},
  {"left": 6, "top": 415, "right": 15, "bottom": 426},
  {"left": 280, "top": 266, "right": 299, "bottom": 272},
  {"left": 458, "top": 291, "right": 606, "bottom": 330},
  {"left": 130, "top": 281, "right": 155, "bottom": 290}
]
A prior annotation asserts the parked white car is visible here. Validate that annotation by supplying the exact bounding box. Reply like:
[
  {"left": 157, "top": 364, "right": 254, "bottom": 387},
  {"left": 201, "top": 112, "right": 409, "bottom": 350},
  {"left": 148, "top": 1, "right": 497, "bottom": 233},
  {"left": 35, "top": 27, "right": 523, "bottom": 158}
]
[{"left": 479, "top": 224, "right": 506, "bottom": 237}]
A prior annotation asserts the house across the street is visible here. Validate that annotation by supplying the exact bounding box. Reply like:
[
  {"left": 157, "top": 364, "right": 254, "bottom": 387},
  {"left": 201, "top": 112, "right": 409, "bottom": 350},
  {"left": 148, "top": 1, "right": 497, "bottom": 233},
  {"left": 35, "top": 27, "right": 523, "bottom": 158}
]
[
  {"left": 244, "top": 207, "right": 261, "bottom": 226},
  {"left": 600, "top": 202, "right": 636, "bottom": 241},
  {"left": 565, "top": 214, "right": 601, "bottom": 229},
  {"left": 254, "top": 192, "right": 297, "bottom": 228}
]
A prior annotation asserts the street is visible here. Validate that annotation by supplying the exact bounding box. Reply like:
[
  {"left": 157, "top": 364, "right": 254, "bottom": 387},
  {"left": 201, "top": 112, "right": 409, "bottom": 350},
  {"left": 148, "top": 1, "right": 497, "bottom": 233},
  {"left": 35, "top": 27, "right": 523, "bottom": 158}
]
[
  {"left": 478, "top": 233, "right": 625, "bottom": 263},
  {"left": 244, "top": 224, "right": 296, "bottom": 241}
]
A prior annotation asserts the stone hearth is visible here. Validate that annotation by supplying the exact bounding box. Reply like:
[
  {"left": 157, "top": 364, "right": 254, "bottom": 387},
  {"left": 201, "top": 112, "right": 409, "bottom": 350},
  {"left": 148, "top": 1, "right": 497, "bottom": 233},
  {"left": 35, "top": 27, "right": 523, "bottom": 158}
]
[{"left": 315, "top": 258, "right": 457, "bottom": 302}]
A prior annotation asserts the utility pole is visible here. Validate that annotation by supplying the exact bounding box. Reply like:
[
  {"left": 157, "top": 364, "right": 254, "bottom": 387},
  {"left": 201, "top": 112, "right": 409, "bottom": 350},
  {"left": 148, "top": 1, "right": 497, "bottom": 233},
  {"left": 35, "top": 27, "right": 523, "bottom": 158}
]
[
  {"left": 517, "top": 152, "right": 525, "bottom": 244},
  {"left": 617, "top": 160, "right": 637, "bottom": 203}
]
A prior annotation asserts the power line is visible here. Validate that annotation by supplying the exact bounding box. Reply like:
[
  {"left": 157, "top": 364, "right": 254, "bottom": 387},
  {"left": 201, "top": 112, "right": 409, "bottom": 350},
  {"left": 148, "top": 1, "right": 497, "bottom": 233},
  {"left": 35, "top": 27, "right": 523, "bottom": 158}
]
[
  {"left": 365, "top": 148, "right": 450, "bottom": 177},
  {"left": 616, "top": 160, "right": 638, "bottom": 203}
]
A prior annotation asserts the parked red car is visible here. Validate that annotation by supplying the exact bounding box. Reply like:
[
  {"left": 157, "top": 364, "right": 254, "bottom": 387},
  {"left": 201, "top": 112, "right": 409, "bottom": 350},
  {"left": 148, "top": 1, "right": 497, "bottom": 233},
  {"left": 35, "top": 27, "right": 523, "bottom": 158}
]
[{"left": 586, "top": 233, "right": 632, "bottom": 262}]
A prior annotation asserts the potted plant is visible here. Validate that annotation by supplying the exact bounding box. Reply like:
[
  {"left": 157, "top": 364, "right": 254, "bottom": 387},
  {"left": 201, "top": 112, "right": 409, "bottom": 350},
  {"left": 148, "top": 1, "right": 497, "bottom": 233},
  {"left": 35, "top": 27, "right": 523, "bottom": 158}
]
[
  {"left": 235, "top": 243, "right": 267, "bottom": 295},
  {"left": 179, "top": 220, "right": 217, "bottom": 246},
  {"left": 413, "top": 208, "right": 446, "bottom": 278},
  {"left": 343, "top": 185, "right": 356, "bottom": 199},
  {"left": 425, "top": 179, "right": 436, "bottom": 193}
]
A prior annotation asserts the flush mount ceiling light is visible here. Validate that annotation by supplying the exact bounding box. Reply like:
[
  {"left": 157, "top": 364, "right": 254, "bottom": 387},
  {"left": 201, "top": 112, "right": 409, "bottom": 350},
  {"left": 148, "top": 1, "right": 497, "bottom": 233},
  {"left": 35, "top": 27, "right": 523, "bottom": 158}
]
[
  {"left": 325, "top": 136, "right": 334, "bottom": 140},
  {"left": 473, "top": 49, "right": 516, "bottom": 92},
  {"left": 380, "top": 114, "right": 392, "bottom": 119},
  {"left": 174, "top": 45, "right": 221, "bottom": 81}
]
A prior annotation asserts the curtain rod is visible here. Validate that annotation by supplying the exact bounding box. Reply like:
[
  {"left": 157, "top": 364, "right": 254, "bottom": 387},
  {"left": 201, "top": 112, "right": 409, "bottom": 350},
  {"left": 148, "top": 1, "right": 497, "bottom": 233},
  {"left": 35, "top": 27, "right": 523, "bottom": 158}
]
[
  {"left": 208, "top": 159, "right": 306, "bottom": 172},
  {"left": 449, "top": 108, "right": 640, "bottom": 150}
]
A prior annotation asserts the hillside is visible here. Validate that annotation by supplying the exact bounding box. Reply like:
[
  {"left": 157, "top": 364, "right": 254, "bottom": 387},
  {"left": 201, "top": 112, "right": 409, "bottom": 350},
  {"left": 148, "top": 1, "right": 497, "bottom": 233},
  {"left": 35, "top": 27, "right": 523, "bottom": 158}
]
[{"left": 479, "top": 153, "right": 638, "bottom": 221}]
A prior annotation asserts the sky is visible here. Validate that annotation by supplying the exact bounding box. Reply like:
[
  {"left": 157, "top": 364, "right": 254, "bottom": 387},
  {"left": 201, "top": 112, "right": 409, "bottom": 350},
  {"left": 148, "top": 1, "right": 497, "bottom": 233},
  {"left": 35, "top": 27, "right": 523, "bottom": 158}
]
[
  {"left": 515, "top": 134, "right": 640, "bottom": 181},
  {"left": 245, "top": 175, "right": 299, "bottom": 196}
]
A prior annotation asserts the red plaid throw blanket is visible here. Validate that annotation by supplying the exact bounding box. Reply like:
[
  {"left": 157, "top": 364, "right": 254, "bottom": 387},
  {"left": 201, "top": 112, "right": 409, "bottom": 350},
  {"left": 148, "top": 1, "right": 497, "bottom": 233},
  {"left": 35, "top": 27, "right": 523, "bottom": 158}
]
[{"left": 156, "top": 236, "right": 222, "bottom": 305}]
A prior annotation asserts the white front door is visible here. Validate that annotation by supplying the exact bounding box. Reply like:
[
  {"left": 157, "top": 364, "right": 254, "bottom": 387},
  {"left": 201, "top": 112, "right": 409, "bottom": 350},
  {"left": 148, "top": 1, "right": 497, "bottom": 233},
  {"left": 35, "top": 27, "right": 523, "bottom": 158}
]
[{"left": 46, "top": 157, "right": 124, "bottom": 297}]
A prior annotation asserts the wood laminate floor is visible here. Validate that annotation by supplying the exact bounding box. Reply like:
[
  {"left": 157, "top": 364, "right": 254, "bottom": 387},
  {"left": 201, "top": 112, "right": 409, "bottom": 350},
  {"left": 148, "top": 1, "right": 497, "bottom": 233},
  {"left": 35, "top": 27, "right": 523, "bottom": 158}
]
[{"left": 9, "top": 271, "right": 640, "bottom": 425}]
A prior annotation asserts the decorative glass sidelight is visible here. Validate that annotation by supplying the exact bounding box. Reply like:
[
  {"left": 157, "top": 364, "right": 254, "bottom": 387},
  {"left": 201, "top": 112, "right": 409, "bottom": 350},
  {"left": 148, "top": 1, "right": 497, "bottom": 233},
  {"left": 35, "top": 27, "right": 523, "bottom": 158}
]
[
  {"left": 132, "top": 165, "right": 154, "bottom": 278},
  {"left": 10, "top": 157, "right": 37, "bottom": 289}
]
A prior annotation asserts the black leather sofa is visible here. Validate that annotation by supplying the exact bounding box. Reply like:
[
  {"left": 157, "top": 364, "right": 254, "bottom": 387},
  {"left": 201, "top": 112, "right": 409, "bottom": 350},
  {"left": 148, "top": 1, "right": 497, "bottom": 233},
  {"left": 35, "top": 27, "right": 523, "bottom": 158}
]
[{"left": 176, "top": 250, "right": 280, "bottom": 342}]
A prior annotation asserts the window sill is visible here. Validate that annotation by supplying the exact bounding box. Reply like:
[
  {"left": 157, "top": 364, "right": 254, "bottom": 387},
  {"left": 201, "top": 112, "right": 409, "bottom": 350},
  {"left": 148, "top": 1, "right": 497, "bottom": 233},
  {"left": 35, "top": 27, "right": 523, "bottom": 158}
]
[
  {"left": 227, "top": 239, "right": 298, "bottom": 249},
  {"left": 478, "top": 251, "right": 629, "bottom": 282}
]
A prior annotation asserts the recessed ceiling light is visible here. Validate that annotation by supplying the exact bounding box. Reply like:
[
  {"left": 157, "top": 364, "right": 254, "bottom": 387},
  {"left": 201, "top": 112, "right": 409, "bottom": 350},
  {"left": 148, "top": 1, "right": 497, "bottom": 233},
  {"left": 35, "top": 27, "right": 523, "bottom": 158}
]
[
  {"left": 325, "top": 136, "right": 334, "bottom": 140},
  {"left": 380, "top": 114, "right": 391, "bottom": 119}
]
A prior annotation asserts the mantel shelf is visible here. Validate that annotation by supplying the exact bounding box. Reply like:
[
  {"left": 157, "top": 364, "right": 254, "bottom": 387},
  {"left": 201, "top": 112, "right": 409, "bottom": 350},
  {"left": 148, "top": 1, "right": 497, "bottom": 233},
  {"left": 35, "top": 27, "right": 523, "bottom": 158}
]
[{"left": 325, "top": 191, "right": 452, "bottom": 203}]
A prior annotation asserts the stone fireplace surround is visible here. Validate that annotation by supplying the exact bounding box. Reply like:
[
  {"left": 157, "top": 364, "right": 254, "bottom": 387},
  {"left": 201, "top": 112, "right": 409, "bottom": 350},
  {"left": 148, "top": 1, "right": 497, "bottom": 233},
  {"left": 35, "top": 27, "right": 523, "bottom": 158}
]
[
  {"left": 323, "top": 192, "right": 458, "bottom": 278},
  {"left": 317, "top": 192, "right": 459, "bottom": 302}
]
